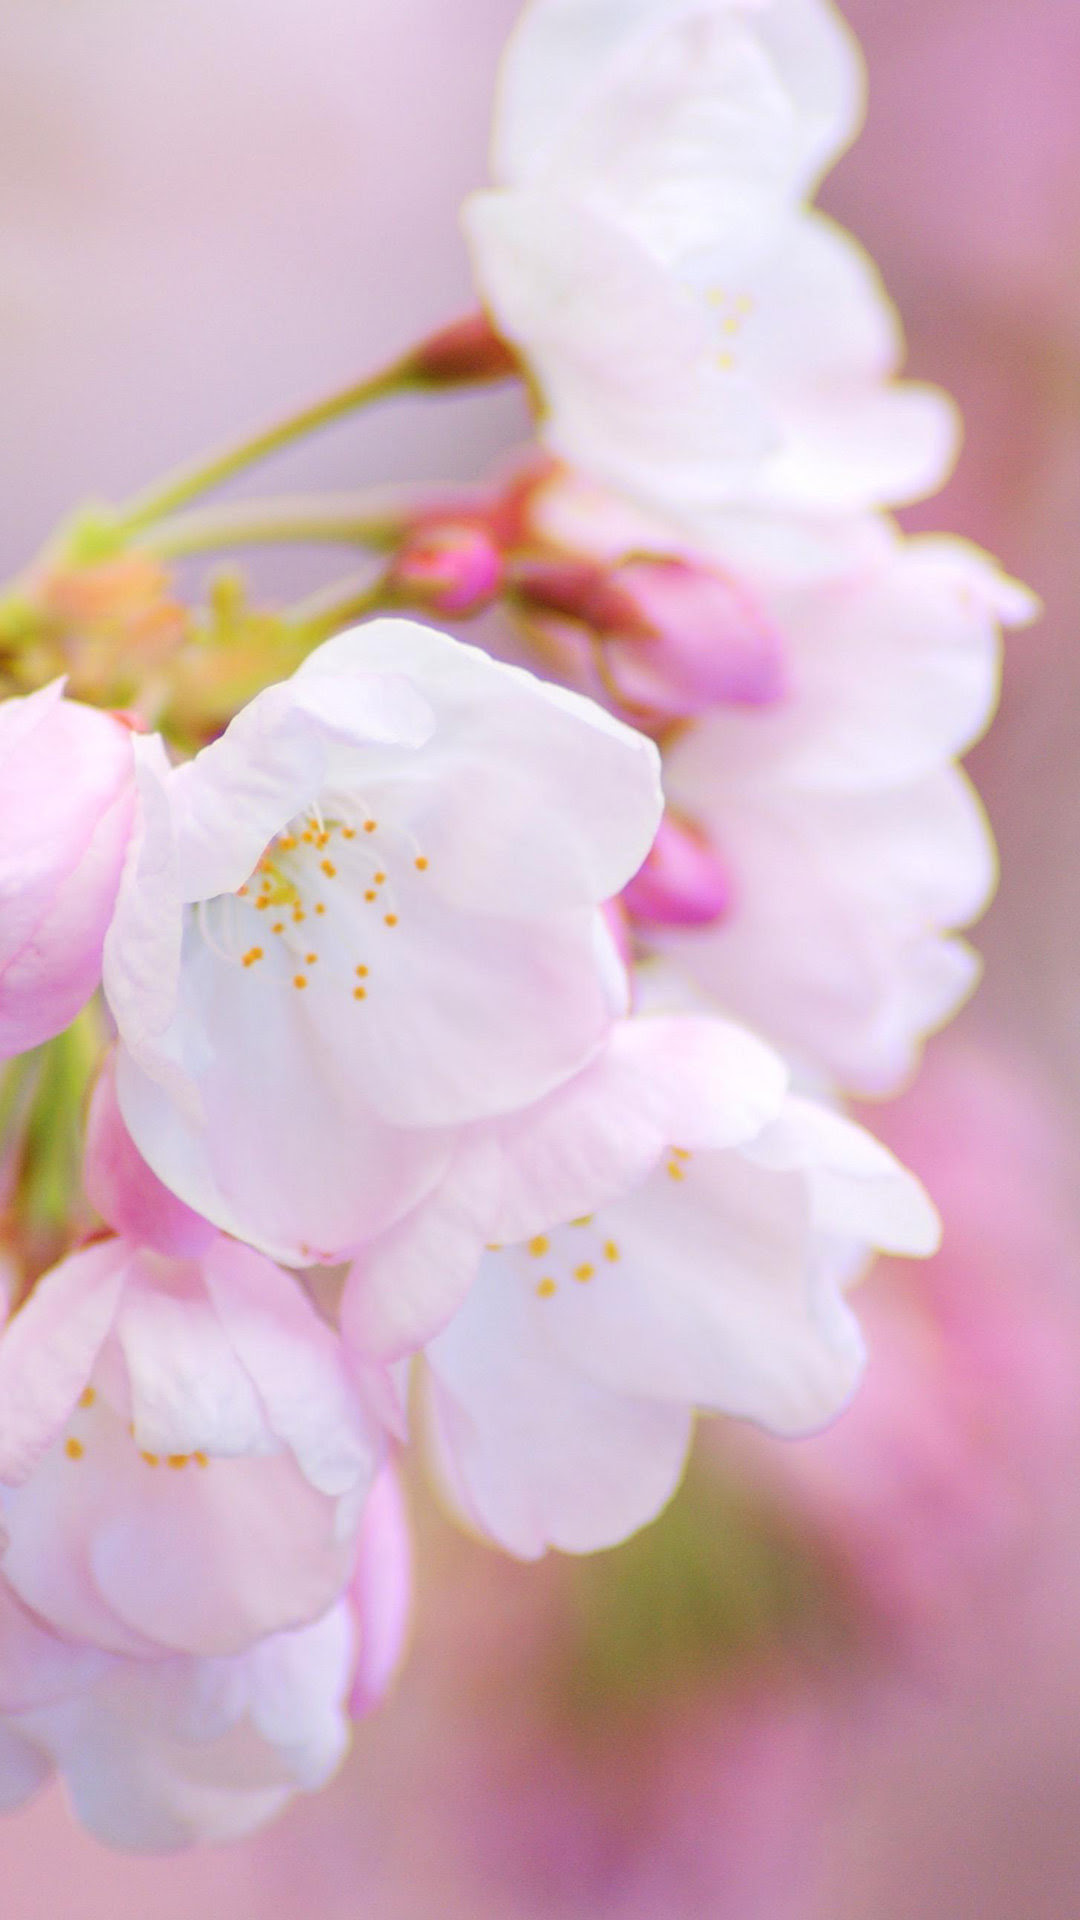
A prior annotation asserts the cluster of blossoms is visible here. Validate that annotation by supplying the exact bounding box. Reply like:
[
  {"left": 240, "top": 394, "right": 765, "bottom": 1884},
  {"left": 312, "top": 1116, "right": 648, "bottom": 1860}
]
[{"left": 0, "top": 0, "right": 1031, "bottom": 1852}]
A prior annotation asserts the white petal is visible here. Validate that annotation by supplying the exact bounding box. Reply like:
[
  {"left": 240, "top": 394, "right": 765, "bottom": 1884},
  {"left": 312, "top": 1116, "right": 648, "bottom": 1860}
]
[
  {"left": 515, "top": 1142, "right": 866, "bottom": 1435},
  {"left": 659, "top": 766, "right": 995, "bottom": 1093},
  {"left": 304, "top": 619, "right": 663, "bottom": 915},
  {"left": 101, "top": 732, "right": 191, "bottom": 1110},
  {"left": 466, "top": 189, "right": 778, "bottom": 500},
  {"left": 426, "top": 1270, "right": 692, "bottom": 1557},
  {"left": 116, "top": 1257, "right": 269, "bottom": 1461},
  {"left": 114, "top": 937, "right": 456, "bottom": 1264},
  {"left": 170, "top": 669, "right": 434, "bottom": 904},
  {"left": 203, "top": 1238, "right": 377, "bottom": 1498},
  {"left": 744, "top": 1096, "right": 941, "bottom": 1255},
  {"left": 0, "top": 1240, "right": 129, "bottom": 1483}
]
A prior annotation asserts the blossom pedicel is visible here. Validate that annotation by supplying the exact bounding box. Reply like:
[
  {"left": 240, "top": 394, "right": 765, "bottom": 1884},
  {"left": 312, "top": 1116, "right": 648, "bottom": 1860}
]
[{"left": 0, "top": 0, "right": 1029, "bottom": 1854}]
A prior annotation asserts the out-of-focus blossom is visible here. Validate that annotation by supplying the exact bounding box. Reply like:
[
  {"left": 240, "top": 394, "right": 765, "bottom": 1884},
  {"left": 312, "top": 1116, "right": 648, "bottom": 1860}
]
[
  {"left": 0, "top": 1462, "right": 412, "bottom": 1851},
  {"left": 344, "top": 1011, "right": 938, "bottom": 1557},
  {"left": 0, "top": 1229, "right": 380, "bottom": 1658},
  {"left": 533, "top": 470, "right": 1035, "bottom": 1092},
  {"left": 466, "top": 0, "right": 957, "bottom": 524},
  {"left": 0, "top": 682, "right": 135, "bottom": 1059},
  {"left": 103, "top": 619, "right": 661, "bottom": 1264}
]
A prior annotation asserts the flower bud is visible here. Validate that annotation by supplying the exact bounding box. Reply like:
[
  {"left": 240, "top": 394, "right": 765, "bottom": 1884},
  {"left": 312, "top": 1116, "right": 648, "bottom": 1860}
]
[
  {"left": 388, "top": 522, "right": 504, "bottom": 616},
  {"left": 515, "top": 556, "right": 785, "bottom": 723},
  {"left": 622, "top": 813, "right": 733, "bottom": 929}
]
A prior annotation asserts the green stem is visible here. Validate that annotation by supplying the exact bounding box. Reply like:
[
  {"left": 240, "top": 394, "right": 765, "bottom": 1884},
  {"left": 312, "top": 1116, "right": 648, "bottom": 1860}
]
[
  {"left": 138, "top": 494, "right": 410, "bottom": 562},
  {"left": 114, "top": 359, "right": 417, "bottom": 537}
]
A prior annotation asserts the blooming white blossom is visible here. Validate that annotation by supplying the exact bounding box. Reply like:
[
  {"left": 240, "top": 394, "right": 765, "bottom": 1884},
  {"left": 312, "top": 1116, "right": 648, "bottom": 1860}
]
[
  {"left": 466, "top": 0, "right": 957, "bottom": 526},
  {"left": 534, "top": 471, "right": 1037, "bottom": 1091},
  {"left": 103, "top": 620, "right": 661, "bottom": 1264},
  {"left": 0, "top": 1466, "right": 411, "bottom": 1850},
  {"left": 343, "top": 1013, "right": 939, "bottom": 1556},
  {"left": 0, "top": 1229, "right": 380, "bottom": 1658}
]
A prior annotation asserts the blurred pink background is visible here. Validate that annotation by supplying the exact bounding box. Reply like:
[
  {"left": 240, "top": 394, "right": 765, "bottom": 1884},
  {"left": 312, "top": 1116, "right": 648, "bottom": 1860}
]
[{"left": 2, "top": 0, "right": 1080, "bottom": 1912}]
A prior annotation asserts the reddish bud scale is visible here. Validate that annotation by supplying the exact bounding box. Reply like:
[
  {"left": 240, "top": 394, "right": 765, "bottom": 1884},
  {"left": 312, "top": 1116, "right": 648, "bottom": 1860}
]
[{"left": 403, "top": 312, "right": 522, "bottom": 389}]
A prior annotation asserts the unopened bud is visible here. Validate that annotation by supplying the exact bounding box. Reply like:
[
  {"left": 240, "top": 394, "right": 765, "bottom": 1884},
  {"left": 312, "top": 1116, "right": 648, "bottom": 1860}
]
[
  {"left": 402, "top": 312, "right": 521, "bottom": 389},
  {"left": 388, "top": 523, "right": 504, "bottom": 616},
  {"left": 622, "top": 813, "right": 733, "bottom": 929},
  {"left": 516, "top": 555, "right": 785, "bottom": 723}
]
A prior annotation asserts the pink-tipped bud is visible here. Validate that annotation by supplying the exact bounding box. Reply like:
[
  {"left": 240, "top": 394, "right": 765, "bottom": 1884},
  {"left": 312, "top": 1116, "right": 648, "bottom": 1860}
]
[
  {"left": 388, "top": 522, "right": 504, "bottom": 617},
  {"left": 622, "top": 813, "right": 734, "bottom": 929},
  {"left": 516, "top": 555, "right": 785, "bottom": 722}
]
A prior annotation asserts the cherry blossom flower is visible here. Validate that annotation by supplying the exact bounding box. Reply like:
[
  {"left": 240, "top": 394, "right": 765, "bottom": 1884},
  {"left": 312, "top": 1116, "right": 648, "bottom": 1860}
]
[
  {"left": 533, "top": 471, "right": 1036, "bottom": 1092},
  {"left": 102, "top": 619, "right": 662, "bottom": 1264},
  {"left": 465, "top": 0, "right": 957, "bottom": 525},
  {"left": 0, "top": 1230, "right": 381, "bottom": 1658},
  {"left": 0, "top": 1464, "right": 412, "bottom": 1850},
  {"left": 344, "top": 1013, "right": 938, "bottom": 1557},
  {"left": 0, "top": 681, "right": 135, "bottom": 1060}
]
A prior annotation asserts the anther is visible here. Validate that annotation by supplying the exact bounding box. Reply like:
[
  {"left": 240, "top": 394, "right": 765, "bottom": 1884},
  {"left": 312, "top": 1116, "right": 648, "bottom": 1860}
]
[
  {"left": 604, "top": 1240, "right": 620, "bottom": 1262},
  {"left": 321, "top": 860, "right": 337, "bottom": 878},
  {"left": 78, "top": 1386, "right": 96, "bottom": 1409},
  {"left": 527, "top": 1236, "right": 549, "bottom": 1258},
  {"left": 65, "top": 1437, "right": 84, "bottom": 1461},
  {"left": 364, "top": 820, "right": 377, "bottom": 833},
  {"left": 574, "top": 1264, "right": 595, "bottom": 1283},
  {"left": 415, "top": 856, "right": 429, "bottom": 871},
  {"left": 353, "top": 986, "right": 367, "bottom": 1001},
  {"left": 536, "top": 1277, "right": 557, "bottom": 1299},
  {"left": 167, "top": 1455, "right": 188, "bottom": 1470},
  {"left": 384, "top": 913, "right": 398, "bottom": 928},
  {"left": 293, "top": 974, "right": 308, "bottom": 990}
]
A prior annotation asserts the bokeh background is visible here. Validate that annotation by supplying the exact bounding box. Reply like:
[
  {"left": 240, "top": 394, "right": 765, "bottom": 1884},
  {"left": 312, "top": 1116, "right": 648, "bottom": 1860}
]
[{"left": 2, "top": 0, "right": 1080, "bottom": 1912}]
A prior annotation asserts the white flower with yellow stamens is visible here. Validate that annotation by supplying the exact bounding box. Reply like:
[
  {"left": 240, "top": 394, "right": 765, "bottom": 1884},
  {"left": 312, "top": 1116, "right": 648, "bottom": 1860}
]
[{"left": 102, "top": 619, "right": 663, "bottom": 1265}]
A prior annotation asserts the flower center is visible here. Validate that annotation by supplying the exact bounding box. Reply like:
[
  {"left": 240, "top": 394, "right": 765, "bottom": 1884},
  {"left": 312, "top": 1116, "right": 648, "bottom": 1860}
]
[{"left": 194, "top": 798, "right": 431, "bottom": 1007}]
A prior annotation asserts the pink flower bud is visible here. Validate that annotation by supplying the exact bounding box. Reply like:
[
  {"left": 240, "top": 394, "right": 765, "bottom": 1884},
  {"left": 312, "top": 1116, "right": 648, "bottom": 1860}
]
[
  {"left": 622, "top": 813, "right": 734, "bottom": 929},
  {"left": 0, "top": 682, "right": 135, "bottom": 1059},
  {"left": 604, "top": 557, "right": 786, "bottom": 718},
  {"left": 515, "top": 555, "right": 785, "bottom": 723},
  {"left": 389, "top": 522, "right": 504, "bottom": 615}
]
